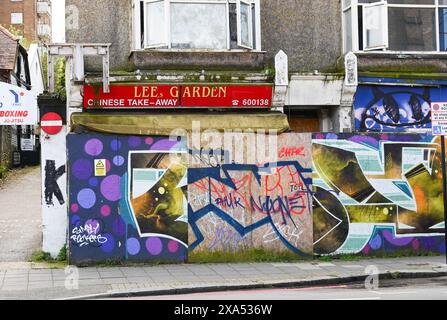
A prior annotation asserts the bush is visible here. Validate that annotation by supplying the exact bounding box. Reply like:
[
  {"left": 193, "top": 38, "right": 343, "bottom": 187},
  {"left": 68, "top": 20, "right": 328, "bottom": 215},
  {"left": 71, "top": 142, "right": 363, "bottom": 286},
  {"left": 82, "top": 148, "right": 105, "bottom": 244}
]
[
  {"left": 56, "top": 244, "right": 67, "bottom": 262},
  {"left": 0, "top": 166, "right": 8, "bottom": 179},
  {"left": 30, "top": 251, "right": 52, "bottom": 262}
]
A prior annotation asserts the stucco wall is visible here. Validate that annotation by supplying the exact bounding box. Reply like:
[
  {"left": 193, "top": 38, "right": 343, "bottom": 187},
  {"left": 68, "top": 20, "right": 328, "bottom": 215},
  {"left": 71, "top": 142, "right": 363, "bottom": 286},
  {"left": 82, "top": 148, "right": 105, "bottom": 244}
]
[
  {"left": 261, "top": 0, "right": 342, "bottom": 73},
  {"left": 66, "top": 0, "right": 133, "bottom": 71},
  {"left": 65, "top": 0, "right": 343, "bottom": 73}
]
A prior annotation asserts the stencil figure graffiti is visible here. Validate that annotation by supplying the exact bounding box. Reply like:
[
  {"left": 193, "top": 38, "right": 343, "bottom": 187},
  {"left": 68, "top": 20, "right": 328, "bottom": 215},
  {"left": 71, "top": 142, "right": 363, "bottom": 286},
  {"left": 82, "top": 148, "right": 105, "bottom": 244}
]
[{"left": 44, "top": 160, "right": 66, "bottom": 206}]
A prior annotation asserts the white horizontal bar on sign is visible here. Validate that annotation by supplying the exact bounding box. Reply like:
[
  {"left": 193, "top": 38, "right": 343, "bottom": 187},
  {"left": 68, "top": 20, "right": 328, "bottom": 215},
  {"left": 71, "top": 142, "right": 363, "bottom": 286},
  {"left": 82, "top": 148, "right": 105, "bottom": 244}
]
[{"left": 41, "top": 120, "right": 63, "bottom": 126}]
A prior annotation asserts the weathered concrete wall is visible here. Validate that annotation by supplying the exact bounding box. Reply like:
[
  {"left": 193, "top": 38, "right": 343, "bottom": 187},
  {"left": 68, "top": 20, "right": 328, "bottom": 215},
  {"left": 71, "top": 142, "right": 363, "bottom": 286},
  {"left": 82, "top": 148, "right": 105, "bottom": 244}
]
[
  {"left": 66, "top": 0, "right": 133, "bottom": 71},
  {"left": 357, "top": 53, "right": 447, "bottom": 74},
  {"left": 65, "top": 0, "right": 343, "bottom": 73},
  {"left": 130, "top": 51, "right": 266, "bottom": 71},
  {"left": 261, "top": 0, "right": 342, "bottom": 73}
]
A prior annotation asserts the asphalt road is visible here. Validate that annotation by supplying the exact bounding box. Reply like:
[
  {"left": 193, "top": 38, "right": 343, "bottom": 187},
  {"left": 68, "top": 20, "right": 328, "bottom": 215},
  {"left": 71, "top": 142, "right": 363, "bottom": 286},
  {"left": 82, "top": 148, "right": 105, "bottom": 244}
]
[
  {"left": 125, "top": 277, "right": 447, "bottom": 300},
  {"left": 0, "top": 166, "right": 41, "bottom": 262}
]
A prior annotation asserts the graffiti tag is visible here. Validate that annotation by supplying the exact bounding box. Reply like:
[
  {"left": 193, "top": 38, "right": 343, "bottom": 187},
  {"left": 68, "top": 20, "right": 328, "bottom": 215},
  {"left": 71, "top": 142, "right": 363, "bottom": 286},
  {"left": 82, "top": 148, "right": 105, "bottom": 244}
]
[{"left": 70, "top": 223, "right": 108, "bottom": 247}]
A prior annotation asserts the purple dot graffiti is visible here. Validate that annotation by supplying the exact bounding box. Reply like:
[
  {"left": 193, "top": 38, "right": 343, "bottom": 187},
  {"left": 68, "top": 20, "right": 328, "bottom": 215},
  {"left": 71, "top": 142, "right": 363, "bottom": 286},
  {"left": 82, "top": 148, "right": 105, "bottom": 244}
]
[
  {"left": 128, "top": 136, "right": 141, "bottom": 148},
  {"left": 89, "top": 177, "right": 99, "bottom": 187},
  {"left": 100, "top": 175, "right": 121, "bottom": 202},
  {"left": 168, "top": 240, "right": 179, "bottom": 253},
  {"left": 145, "top": 137, "right": 154, "bottom": 145},
  {"left": 71, "top": 215, "right": 80, "bottom": 225},
  {"left": 85, "top": 139, "right": 103, "bottom": 156},
  {"left": 110, "top": 139, "right": 122, "bottom": 151},
  {"left": 113, "top": 155, "right": 125, "bottom": 166},
  {"left": 112, "top": 217, "right": 126, "bottom": 236},
  {"left": 100, "top": 205, "right": 111, "bottom": 217},
  {"left": 77, "top": 188, "right": 96, "bottom": 209},
  {"left": 71, "top": 203, "right": 79, "bottom": 213},
  {"left": 127, "top": 238, "right": 141, "bottom": 256},
  {"left": 72, "top": 159, "right": 93, "bottom": 180},
  {"left": 100, "top": 233, "right": 114, "bottom": 253},
  {"left": 146, "top": 238, "right": 163, "bottom": 256}
]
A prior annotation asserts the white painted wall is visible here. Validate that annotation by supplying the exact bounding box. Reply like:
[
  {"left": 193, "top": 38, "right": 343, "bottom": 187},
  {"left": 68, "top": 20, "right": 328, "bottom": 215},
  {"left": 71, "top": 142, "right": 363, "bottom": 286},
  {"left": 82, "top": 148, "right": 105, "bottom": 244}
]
[
  {"left": 28, "top": 44, "right": 45, "bottom": 98},
  {"left": 41, "top": 127, "right": 68, "bottom": 257},
  {"left": 286, "top": 75, "right": 343, "bottom": 106}
]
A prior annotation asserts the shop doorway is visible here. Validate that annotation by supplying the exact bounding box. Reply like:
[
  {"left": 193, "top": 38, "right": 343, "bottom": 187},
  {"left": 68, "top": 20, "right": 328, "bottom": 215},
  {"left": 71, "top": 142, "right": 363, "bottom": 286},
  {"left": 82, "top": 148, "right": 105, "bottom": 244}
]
[{"left": 285, "top": 109, "right": 320, "bottom": 133}]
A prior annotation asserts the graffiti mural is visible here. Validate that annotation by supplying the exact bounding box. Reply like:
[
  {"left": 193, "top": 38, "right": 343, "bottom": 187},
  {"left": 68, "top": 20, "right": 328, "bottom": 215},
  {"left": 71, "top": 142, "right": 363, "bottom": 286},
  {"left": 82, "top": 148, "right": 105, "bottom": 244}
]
[
  {"left": 67, "top": 131, "right": 446, "bottom": 263},
  {"left": 67, "top": 133, "right": 188, "bottom": 264},
  {"left": 312, "top": 133, "right": 446, "bottom": 255},
  {"left": 188, "top": 133, "right": 314, "bottom": 256},
  {"left": 128, "top": 151, "right": 188, "bottom": 246},
  {"left": 354, "top": 85, "right": 447, "bottom": 132}
]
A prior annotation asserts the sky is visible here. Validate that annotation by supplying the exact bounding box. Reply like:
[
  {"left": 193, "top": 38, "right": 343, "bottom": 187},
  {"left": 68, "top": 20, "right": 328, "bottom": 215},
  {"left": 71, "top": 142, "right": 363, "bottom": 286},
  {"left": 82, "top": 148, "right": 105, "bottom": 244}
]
[{"left": 51, "top": 0, "right": 65, "bottom": 43}]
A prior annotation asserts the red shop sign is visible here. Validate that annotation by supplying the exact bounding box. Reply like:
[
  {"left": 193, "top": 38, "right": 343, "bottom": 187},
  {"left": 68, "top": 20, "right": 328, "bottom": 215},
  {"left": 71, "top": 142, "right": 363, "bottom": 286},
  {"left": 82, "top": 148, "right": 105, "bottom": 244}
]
[{"left": 83, "top": 84, "right": 273, "bottom": 109}]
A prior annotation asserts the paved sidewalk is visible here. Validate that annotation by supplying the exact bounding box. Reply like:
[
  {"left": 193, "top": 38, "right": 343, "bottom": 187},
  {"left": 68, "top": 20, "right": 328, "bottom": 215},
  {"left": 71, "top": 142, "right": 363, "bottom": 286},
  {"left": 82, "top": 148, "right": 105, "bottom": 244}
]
[
  {"left": 0, "top": 166, "right": 41, "bottom": 262},
  {"left": 0, "top": 256, "right": 446, "bottom": 300}
]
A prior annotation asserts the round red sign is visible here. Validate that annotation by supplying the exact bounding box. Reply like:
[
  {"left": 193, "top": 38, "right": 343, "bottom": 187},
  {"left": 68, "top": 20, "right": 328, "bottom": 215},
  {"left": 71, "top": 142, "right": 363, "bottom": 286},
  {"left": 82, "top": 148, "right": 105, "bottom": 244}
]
[{"left": 41, "top": 112, "right": 63, "bottom": 135}]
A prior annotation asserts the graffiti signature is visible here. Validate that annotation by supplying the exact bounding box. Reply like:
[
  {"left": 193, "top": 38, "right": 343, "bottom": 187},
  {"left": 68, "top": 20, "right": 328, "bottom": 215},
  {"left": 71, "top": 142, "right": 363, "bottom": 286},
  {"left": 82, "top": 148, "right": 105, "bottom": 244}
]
[{"left": 70, "top": 222, "right": 108, "bottom": 247}]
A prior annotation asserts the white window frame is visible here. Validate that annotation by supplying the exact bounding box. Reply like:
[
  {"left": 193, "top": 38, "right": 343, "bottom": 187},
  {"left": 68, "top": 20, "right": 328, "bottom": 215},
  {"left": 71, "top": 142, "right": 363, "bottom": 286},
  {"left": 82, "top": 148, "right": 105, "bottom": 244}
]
[
  {"left": 132, "top": 0, "right": 261, "bottom": 51},
  {"left": 362, "top": 1, "right": 388, "bottom": 51},
  {"left": 143, "top": 0, "right": 169, "bottom": 49},
  {"left": 342, "top": 0, "right": 359, "bottom": 53},
  {"left": 237, "top": 0, "right": 254, "bottom": 49},
  {"left": 342, "top": 0, "right": 447, "bottom": 54}
]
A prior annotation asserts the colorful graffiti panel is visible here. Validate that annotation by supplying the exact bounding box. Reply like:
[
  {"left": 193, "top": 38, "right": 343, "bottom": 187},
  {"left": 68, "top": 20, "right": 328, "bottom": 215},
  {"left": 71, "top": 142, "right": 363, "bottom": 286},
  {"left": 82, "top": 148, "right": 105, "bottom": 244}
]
[
  {"left": 188, "top": 133, "right": 314, "bottom": 256},
  {"left": 67, "top": 133, "right": 188, "bottom": 264},
  {"left": 312, "top": 133, "right": 446, "bottom": 255},
  {"left": 354, "top": 85, "right": 447, "bottom": 132}
]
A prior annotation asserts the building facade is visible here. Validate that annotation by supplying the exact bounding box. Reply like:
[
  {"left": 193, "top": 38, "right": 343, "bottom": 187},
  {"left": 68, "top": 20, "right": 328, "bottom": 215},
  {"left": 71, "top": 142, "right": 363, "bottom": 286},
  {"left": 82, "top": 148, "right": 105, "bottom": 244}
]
[
  {"left": 0, "top": 25, "right": 32, "bottom": 168},
  {"left": 49, "top": 0, "right": 446, "bottom": 264},
  {"left": 0, "top": 0, "right": 52, "bottom": 43}
]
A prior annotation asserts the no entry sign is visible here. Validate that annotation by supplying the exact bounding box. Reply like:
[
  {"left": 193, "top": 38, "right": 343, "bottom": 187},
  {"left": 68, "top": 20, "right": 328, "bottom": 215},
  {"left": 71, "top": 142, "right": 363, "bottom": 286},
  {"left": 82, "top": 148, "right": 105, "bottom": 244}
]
[{"left": 41, "top": 112, "right": 63, "bottom": 135}]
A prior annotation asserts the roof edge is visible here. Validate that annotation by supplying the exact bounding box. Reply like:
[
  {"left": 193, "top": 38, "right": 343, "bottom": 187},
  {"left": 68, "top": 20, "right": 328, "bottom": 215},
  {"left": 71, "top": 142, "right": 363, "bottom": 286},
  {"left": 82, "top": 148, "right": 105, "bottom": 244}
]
[{"left": 0, "top": 25, "right": 19, "bottom": 42}]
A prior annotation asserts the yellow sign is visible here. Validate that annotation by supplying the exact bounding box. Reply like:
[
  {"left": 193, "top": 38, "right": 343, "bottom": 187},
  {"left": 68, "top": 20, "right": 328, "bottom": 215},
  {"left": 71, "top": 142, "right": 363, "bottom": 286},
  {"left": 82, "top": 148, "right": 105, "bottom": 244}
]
[{"left": 95, "top": 159, "right": 106, "bottom": 177}]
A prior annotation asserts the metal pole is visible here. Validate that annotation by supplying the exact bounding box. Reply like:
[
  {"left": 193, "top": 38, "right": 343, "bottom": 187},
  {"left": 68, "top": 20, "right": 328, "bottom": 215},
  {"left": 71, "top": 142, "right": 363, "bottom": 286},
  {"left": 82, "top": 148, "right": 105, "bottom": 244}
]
[{"left": 441, "top": 135, "right": 447, "bottom": 264}]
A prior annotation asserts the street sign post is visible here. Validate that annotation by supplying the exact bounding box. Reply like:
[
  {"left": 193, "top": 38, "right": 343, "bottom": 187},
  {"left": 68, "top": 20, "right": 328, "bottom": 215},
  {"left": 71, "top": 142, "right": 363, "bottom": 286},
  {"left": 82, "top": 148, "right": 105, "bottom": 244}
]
[{"left": 431, "top": 103, "right": 447, "bottom": 263}]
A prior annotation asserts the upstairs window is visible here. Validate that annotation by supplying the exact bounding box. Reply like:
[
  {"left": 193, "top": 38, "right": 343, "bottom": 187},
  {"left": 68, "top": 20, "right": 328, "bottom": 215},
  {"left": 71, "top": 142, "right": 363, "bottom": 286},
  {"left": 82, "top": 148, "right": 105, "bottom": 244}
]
[
  {"left": 343, "top": 0, "right": 447, "bottom": 53},
  {"left": 132, "top": 0, "right": 261, "bottom": 51},
  {"left": 11, "top": 12, "right": 24, "bottom": 25}
]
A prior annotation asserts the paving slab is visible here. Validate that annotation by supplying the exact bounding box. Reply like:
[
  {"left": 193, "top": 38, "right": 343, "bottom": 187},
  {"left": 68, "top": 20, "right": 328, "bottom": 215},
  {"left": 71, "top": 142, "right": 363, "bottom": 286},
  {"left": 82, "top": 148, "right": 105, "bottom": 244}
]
[{"left": 0, "top": 167, "right": 41, "bottom": 263}]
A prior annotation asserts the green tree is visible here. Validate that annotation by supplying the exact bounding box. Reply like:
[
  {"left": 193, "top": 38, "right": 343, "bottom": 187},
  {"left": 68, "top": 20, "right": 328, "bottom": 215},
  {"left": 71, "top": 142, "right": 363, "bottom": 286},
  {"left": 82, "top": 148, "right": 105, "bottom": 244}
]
[
  {"left": 0, "top": 24, "right": 33, "bottom": 49},
  {"left": 54, "top": 57, "right": 67, "bottom": 101}
]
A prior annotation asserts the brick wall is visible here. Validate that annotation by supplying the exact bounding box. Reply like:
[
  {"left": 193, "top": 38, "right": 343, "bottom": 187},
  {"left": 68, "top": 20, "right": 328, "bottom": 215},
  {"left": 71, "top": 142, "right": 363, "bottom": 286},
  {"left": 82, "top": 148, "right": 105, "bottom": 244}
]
[{"left": 0, "top": 0, "right": 37, "bottom": 41}]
